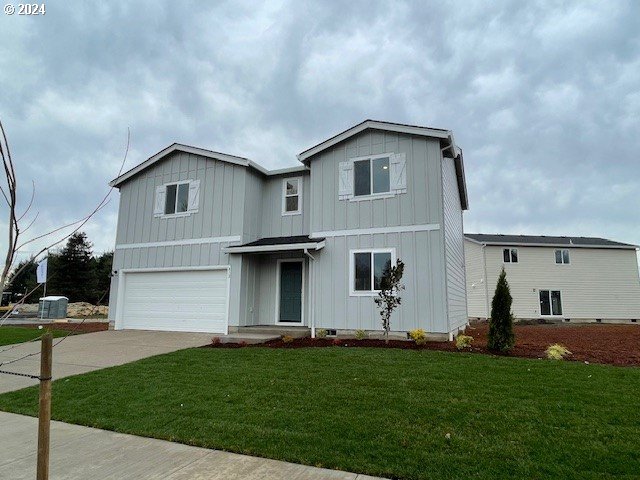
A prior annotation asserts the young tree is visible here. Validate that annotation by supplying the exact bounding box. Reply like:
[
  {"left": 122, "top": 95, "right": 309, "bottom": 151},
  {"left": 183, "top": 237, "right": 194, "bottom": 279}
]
[
  {"left": 374, "top": 259, "right": 405, "bottom": 344},
  {"left": 487, "top": 267, "right": 515, "bottom": 352}
]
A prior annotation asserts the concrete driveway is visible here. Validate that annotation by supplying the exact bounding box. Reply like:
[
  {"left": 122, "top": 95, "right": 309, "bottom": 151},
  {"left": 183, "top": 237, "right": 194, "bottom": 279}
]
[{"left": 0, "top": 330, "right": 213, "bottom": 394}]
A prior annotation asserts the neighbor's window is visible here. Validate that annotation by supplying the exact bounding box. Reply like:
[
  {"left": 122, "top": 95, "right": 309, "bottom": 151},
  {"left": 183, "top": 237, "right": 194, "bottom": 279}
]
[
  {"left": 555, "top": 249, "right": 570, "bottom": 264},
  {"left": 503, "top": 248, "right": 518, "bottom": 263},
  {"left": 352, "top": 249, "right": 394, "bottom": 294},
  {"left": 540, "top": 290, "right": 562, "bottom": 316},
  {"left": 282, "top": 178, "right": 302, "bottom": 215},
  {"left": 354, "top": 156, "right": 390, "bottom": 197},
  {"left": 165, "top": 182, "right": 189, "bottom": 215}
]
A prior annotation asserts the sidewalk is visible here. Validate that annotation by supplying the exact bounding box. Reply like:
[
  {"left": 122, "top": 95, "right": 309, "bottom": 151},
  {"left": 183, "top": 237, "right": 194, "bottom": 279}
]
[{"left": 0, "top": 412, "right": 385, "bottom": 479}]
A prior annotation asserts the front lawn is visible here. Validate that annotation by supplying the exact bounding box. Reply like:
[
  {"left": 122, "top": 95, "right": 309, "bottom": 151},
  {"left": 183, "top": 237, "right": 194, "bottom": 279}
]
[
  {"left": 0, "top": 326, "right": 68, "bottom": 346},
  {"left": 0, "top": 348, "right": 638, "bottom": 479}
]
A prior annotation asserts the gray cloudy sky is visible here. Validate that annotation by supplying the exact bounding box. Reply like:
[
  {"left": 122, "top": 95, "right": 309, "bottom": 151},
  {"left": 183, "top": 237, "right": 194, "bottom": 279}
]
[{"left": 1, "top": 0, "right": 639, "bottom": 260}]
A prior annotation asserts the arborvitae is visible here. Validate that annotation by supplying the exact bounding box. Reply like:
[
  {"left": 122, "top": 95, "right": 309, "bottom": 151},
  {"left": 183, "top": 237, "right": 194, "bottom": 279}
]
[{"left": 487, "top": 267, "right": 515, "bottom": 352}]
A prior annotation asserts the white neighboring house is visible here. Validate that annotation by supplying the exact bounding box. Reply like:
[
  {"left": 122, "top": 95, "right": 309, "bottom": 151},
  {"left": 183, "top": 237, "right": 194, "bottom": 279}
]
[{"left": 465, "top": 234, "right": 640, "bottom": 323}]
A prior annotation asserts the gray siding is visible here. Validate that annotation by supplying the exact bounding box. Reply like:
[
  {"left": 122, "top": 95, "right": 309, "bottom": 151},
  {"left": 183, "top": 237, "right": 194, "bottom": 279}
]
[
  {"left": 116, "top": 151, "right": 246, "bottom": 246},
  {"left": 312, "top": 231, "right": 448, "bottom": 333},
  {"left": 310, "top": 130, "right": 443, "bottom": 233},
  {"left": 259, "top": 173, "right": 311, "bottom": 238},
  {"left": 442, "top": 156, "right": 467, "bottom": 331}
]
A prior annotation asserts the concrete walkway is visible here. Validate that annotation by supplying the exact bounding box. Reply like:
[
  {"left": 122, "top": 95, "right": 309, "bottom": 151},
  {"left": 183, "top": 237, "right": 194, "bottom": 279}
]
[
  {"left": 0, "top": 330, "right": 213, "bottom": 393},
  {"left": 0, "top": 412, "right": 384, "bottom": 479}
]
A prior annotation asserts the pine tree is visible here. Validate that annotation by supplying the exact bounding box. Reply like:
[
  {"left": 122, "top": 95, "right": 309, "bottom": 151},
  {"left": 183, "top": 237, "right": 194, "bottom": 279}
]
[
  {"left": 92, "top": 251, "right": 113, "bottom": 304},
  {"left": 55, "top": 232, "right": 94, "bottom": 302},
  {"left": 487, "top": 267, "right": 515, "bottom": 352}
]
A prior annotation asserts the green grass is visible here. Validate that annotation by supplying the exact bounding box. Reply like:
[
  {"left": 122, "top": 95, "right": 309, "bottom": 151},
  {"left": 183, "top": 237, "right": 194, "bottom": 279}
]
[
  {"left": 0, "top": 348, "right": 638, "bottom": 479},
  {"left": 0, "top": 326, "right": 68, "bottom": 346}
]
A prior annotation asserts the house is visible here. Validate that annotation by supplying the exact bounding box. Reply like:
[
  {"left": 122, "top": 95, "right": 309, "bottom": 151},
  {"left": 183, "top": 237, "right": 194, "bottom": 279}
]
[
  {"left": 465, "top": 233, "right": 640, "bottom": 323},
  {"left": 107, "top": 120, "right": 469, "bottom": 339}
]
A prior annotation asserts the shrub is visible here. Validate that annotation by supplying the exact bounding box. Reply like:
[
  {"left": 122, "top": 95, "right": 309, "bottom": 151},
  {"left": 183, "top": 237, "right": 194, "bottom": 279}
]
[
  {"left": 409, "top": 329, "right": 427, "bottom": 345},
  {"left": 374, "top": 259, "right": 405, "bottom": 343},
  {"left": 354, "top": 329, "right": 367, "bottom": 340},
  {"left": 456, "top": 334, "right": 473, "bottom": 350},
  {"left": 282, "top": 335, "right": 294, "bottom": 344},
  {"left": 211, "top": 336, "right": 221, "bottom": 345},
  {"left": 332, "top": 338, "right": 343, "bottom": 346},
  {"left": 546, "top": 343, "right": 571, "bottom": 360},
  {"left": 487, "top": 268, "right": 515, "bottom": 352},
  {"left": 316, "top": 328, "right": 327, "bottom": 338}
]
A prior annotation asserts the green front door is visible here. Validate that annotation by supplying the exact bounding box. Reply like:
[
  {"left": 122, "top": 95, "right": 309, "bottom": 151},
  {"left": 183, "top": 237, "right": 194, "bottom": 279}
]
[{"left": 279, "top": 261, "right": 303, "bottom": 323}]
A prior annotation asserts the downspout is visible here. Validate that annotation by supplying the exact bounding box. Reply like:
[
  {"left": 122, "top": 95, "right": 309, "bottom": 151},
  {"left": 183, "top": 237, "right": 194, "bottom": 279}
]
[{"left": 304, "top": 248, "right": 316, "bottom": 338}]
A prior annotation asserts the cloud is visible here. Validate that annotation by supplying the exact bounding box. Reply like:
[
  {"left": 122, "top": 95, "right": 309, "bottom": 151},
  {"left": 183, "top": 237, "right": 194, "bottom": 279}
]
[{"left": 0, "top": 0, "right": 638, "bottom": 265}]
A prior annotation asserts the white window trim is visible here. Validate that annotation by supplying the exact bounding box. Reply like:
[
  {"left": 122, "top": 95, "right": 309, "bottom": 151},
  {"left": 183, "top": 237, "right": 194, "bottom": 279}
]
[
  {"left": 538, "top": 289, "right": 563, "bottom": 317},
  {"left": 282, "top": 177, "right": 302, "bottom": 216},
  {"left": 502, "top": 248, "right": 519, "bottom": 264},
  {"left": 352, "top": 153, "right": 393, "bottom": 199},
  {"left": 555, "top": 249, "right": 571, "bottom": 265},
  {"left": 159, "top": 180, "right": 195, "bottom": 218},
  {"left": 349, "top": 248, "right": 396, "bottom": 297}
]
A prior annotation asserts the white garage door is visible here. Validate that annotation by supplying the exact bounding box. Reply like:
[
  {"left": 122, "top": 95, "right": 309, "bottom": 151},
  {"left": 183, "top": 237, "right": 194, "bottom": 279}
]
[{"left": 120, "top": 269, "right": 229, "bottom": 333}]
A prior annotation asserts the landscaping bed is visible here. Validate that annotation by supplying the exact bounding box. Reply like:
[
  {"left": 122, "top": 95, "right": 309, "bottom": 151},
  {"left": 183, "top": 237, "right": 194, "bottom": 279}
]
[
  {"left": 15, "top": 322, "right": 109, "bottom": 334},
  {"left": 207, "top": 323, "right": 640, "bottom": 366}
]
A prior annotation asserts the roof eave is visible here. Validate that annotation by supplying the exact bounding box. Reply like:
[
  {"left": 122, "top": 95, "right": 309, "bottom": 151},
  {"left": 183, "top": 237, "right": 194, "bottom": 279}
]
[{"left": 223, "top": 240, "right": 325, "bottom": 254}]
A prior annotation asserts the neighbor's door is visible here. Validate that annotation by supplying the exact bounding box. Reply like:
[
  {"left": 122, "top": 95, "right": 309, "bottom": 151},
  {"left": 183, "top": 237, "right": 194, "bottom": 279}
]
[{"left": 278, "top": 261, "right": 303, "bottom": 323}]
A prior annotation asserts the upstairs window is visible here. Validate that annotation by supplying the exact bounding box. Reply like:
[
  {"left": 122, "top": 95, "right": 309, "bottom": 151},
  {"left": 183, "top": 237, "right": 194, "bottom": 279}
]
[
  {"left": 165, "top": 182, "right": 189, "bottom": 215},
  {"left": 354, "top": 157, "right": 390, "bottom": 196},
  {"left": 503, "top": 248, "right": 518, "bottom": 263},
  {"left": 555, "top": 249, "right": 570, "bottom": 264},
  {"left": 153, "top": 180, "right": 200, "bottom": 218},
  {"left": 282, "top": 177, "right": 302, "bottom": 215}
]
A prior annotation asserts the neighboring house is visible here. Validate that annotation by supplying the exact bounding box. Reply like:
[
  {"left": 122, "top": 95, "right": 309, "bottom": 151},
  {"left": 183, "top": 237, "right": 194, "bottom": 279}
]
[
  {"left": 107, "top": 120, "right": 469, "bottom": 339},
  {"left": 465, "top": 234, "right": 640, "bottom": 323}
]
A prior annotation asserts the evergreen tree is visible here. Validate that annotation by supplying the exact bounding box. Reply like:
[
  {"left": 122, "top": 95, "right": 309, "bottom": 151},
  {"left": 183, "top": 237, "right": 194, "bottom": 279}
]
[
  {"left": 92, "top": 251, "right": 113, "bottom": 304},
  {"left": 55, "top": 232, "right": 94, "bottom": 302},
  {"left": 487, "top": 267, "right": 515, "bottom": 352},
  {"left": 7, "top": 258, "right": 41, "bottom": 299}
]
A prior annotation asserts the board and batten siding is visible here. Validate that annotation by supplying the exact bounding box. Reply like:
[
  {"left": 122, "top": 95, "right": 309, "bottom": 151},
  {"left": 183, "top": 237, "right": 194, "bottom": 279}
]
[
  {"left": 465, "top": 242, "right": 640, "bottom": 320},
  {"left": 258, "top": 173, "right": 311, "bottom": 238},
  {"left": 309, "top": 130, "right": 444, "bottom": 233},
  {"left": 306, "top": 129, "right": 449, "bottom": 333},
  {"left": 441, "top": 156, "right": 467, "bottom": 331}
]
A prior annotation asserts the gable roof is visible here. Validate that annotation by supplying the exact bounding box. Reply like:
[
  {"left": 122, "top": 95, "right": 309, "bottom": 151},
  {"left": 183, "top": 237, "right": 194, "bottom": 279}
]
[
  {"left": 109, "top": 143, "right": 308, "bottom": 188},
  {"left": 465, "top": 233, "right": 638, "bottom": 250}
]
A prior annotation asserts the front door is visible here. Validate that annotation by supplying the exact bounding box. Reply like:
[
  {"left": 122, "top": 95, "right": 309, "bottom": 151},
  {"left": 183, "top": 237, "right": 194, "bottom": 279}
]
[{"left": 278, "top": 261, "right": 303, "bottom": 323}]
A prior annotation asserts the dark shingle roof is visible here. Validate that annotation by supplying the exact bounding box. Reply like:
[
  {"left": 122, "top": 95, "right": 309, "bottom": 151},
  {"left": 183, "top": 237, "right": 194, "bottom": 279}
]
[
  {"left": 228, "top": 235, "right": 324, "bottom": 248},
  {"left": 464, "top": 233, "right": 637, "bottom": 249}
]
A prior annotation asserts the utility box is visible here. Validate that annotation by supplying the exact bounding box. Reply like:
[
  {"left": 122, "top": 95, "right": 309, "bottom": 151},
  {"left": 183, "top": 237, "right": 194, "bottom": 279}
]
[{"left": 38, "top": 296, "right": 69, "bottom": 319}]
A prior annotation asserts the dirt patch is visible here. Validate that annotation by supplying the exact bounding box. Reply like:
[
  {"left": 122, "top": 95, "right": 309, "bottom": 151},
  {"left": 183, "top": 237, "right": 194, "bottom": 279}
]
[
  {"left": 205, "top": 323, "right": 640, "bottom": 367},
  {"left": 12, "top": 302, "right": 108, "bottom": 317},
  {"left": 18, "top": 322, "right": 109, "bottom": 334}
]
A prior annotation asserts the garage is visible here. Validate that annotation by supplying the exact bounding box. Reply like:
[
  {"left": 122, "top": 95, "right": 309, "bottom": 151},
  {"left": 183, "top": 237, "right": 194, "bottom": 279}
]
[{"left": 117, "top": 268, "right": 229, "bottom": 333}]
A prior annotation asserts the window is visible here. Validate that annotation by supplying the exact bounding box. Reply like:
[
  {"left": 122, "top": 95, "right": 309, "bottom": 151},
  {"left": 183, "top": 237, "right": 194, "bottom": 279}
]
[
  {"left": 282, "top": 177, "right": 302, "bottom": 215},
  {"left": 353, "top": 156, "right": 390, "bottom": 197},
  {"left": 503, "top": 248, "right": 518, "bottom": 263},
  {"left": 539, "top": 290, "right": 562, "bottom": 316},
  {"left": 154, "top": 179, "right": 200, "bottom": 218},
  {"left": 165, "top": 182, "right": 189, "bottom": 215},
  {"left": 555, "top": 249, "right": 570, "bottom": 264},
  {"left": 350, "top": 249, "right": 396, "bottom": 295}
]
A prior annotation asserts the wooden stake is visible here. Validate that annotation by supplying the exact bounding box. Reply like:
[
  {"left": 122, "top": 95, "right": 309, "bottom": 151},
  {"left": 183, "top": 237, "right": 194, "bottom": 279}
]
[{"left": 36, "top": 332, "right": 52, "bottom": 480}]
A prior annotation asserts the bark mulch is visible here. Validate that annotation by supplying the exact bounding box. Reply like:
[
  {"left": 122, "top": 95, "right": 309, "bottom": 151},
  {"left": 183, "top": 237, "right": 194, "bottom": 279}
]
[
  {"left": 19, "top": 322, "right": 109, "bottom": 334},
  {"left": 206, "top": 323, "right": 640, "bottom": 367}
]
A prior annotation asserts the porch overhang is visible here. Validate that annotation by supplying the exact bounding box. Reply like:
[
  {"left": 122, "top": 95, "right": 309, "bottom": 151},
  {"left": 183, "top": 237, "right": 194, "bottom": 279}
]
[{"left": 223, "top": 235, "right": 325, "bottom": 254}]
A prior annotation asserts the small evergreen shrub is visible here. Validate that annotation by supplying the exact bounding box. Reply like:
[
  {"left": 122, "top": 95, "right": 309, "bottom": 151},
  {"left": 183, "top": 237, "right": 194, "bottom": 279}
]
[
  {"left": 316, "top": 329, "right": 327, "bottom": 338},
  {"left": 487, "top": 268, "right": 515, "bottom": 352},
  {"left": 546, "top": 344, "right": 571, "bottom": 360},
  {"left": 282, "top": 335, "right": 294, "bottom": 344},
  {"left": 456, "top": 334, "right": 473, "bottom": 350},
  {"left": 354, "top": 329, "right": 367, "bottom": 340},
  {"left": 409, "top": 329, "right": 427, "bottom": 345}
]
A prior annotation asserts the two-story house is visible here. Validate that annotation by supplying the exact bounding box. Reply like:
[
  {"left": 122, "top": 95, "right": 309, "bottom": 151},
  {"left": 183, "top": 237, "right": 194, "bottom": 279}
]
[
  {"left": 465, "top": 234, "right": 640, "bottom": 322},
  {"left": 107, "top": 120, "right": 469, "bottom": 339}
]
